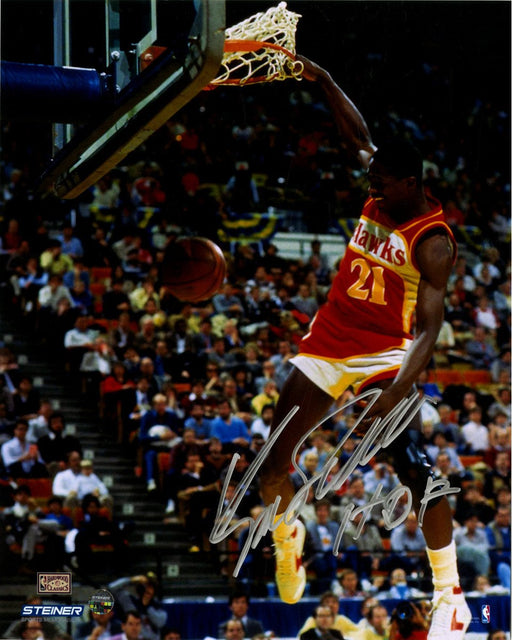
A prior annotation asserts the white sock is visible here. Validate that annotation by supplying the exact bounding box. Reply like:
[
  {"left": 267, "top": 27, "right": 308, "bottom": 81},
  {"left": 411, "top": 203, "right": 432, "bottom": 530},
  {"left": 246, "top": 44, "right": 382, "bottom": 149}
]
[{"left": 427, "top": 540, "right": 460, "bottom": 590}]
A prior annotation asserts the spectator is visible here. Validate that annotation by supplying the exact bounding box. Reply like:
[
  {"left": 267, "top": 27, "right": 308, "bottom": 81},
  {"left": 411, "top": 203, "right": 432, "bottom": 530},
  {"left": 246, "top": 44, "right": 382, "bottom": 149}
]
[
  {"left": 487, "top": 387, "right": 512, "bottom": 421},
  {"left": 16, "top": 619, "right": 51, "bottom": 640},
  {"left": 76, "top": 459, "right": 113, "bottom": 509},
  {"left": 109, "top": 574, "right": 167, "bottom": 640},
  {"left": 176, "top": 452, "right": 222, "bottom": 550},
  {"left": 433, "top": 404, "right": 464, "bottom": 450},
  {"left": 339, "top": 477, "right": 373, "bottom": 513},
  {"left": 461, "top": 407, "right": 489, "bottom": 454},
  {"left": 485, "top": 506, "right": 511, "bottom": 590},
  {"left": 221, "top": 620, "right": 244, "bottom": 640},
  {"left": 0, "top": 400, "right": 14, "bottom": 447},
  {"left": 473, "top": 296, "right": 499, "bottom": 331},
  {"left": 356, "top": 604, "right": 389, "bottom": 640},
  {"left": 64, "top": 315, "right": 98, "bottom": 371},
  {"left": 251, "top": 380, "right": 279, "bottom": 416},
  {"left": 193, "top": 317, "right": 214, "bottom": 357},
  {"left": 37, "top": 412, "right": 83, "bottom": 472},
  {"left": 338, "top": 569, "right": 368, "bottom": 598},
  {"left": 217, "top": 592, "right": 264, "bottom": 639},
  {"left": 40, "top": 240, "right": 74, "bottom": 276},
  {"left": 299, "top": 605, "right": 344, "bottom": 640},
  {"left": 212, "top": 282, "right": 244, "bottom": 318},
  {"left": 483, "top": 451, "right": 511, "bottom": 501},
  {"left": 130, "top": 278, "right": 160, "bottom": 315},
  {"left": 466, "top": 574, "right": 508, "bottom": 596},
  {"left": 363, "top": 459, "right": 399, "bottom": 495},
  {"left": 52, "top": 450, "right": 83, "bottom": 508},
  {"left": 162, "top": 428, "right": 202, "bottom": 513},
  {"left": 202, "top": 437, "right": 229, "bottom": 476},
  {"left": 304, "top": 499, "right": 345, "bottom": 595},
  {"left": 224, "top": 161, "right": 260, "bottom": 215},
  {"left": 183, "top": 401, "right": 211, "bottom": 442},
  {"left": 74, "top": 494, "right": 126, "bottom": 572},
  {"left": 38, "top": 273, "right": 74, "bottom": 314},
  {"left": 341, "top": 511, "right": 384, "bottom": 579},
  {"left": 486, "top": 631, "right": 509, "bottom": 640},
  {"left": 1, "top": 484, "right": 46, "bottom": 571},
  {"left": 465, "top": 326, "right": 498, "bottom": 369},
  {"left": 138, "top": 393, "right": 181, "bottom": 492},
  {"left": 112, "top": 229, "right": 137, "bottom": 264},
  {"left": 454, "top": 512, "right": 490, "bottom": 584},
  {"left": 292, "top": 452, "right": 321, "bottom": 495},
  {"left": 103, "top": 282, "right": 131, "bottom": 321},
  {"left": 432, "top": 452, "right": 469, "bottom": 509},
  {"left": 298, "top": 430, "right": 333, "bottom": 471},
  {"left": 26, "top": 398, "right": 53, "bottom": 443},
  {"left": 75, "top": 609, "right": 122, "bottom": 640},
  {"left": 454, "top": 483, "right": 495, "bottom": 527},
  {"left": 106, "top": 610, "right": 143, "bottom": 640},
  {"left": 17, "top": 255, "right": 49, "bottom": 315},
  {"left": 12, "top": 375, "right": 41, "bottom": 419},
  {"left": 250, "top": 403, "right": 274, "bottom": 441},
  {"left": 457, "top": 390, "right": 479, "bottom": 426},
  {"left": 493, "top": 282, "right": 511, "bottom": 324},
  {"left": 389, "top": 513, "right": 427, "bottom": 573},
  {"left": 100, "top": 361, "right": 136, "bottom": 438},
  {"left": 425, "top": 430, "right": 465, "bottom": 471},
  {"left": 137, "top": 357, "right": 160, "bottom": 399},
  {"left": 58, "top": 224, "right": 84, "bottom": 260},
  {"left": 254, "top": 360, "right": 277, "bottom": 394},
  {"left": 3, "top": 594, "right": 63, "bottom": 640},
  {"left": 211, "top": 398, "right": 251, "bottom": 453},
  {"left": 377, "top": 568, "right": 426, "bottom": 600},
  {"left": 416, "top": 369, "right": 442, "bottom": 402},
  {"left": 1, "top": 418, "right": 48, "bottom": 478},
  {"left": 389, "top": 601, "right": 429, "bottom": 640},
  {"left": 290, "top": 283, "right": 319, "bottom": 319}
]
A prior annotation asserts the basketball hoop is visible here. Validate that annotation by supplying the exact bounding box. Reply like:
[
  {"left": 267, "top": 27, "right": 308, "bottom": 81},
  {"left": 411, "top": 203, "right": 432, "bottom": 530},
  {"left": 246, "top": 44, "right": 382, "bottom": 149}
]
[{"left": 206, "top": 2, "right": 303, "bottom": 88}]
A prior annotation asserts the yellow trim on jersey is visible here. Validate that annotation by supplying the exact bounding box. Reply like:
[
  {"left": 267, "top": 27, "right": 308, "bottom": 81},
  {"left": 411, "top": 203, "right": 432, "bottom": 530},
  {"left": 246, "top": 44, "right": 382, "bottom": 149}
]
[{"left": 298, "top": 338, "right": 411, "bottom": 364}]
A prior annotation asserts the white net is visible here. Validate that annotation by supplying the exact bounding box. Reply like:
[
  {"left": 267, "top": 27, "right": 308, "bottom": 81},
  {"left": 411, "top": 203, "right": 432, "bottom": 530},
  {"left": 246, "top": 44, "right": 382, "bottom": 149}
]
[{"left": 208, "top": 2, "right": 303, "bottom": 87}]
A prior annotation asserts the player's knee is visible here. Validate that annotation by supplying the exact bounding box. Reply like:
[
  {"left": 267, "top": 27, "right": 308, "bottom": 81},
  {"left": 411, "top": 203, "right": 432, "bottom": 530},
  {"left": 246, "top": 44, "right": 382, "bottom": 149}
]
[{"left": 391, "top": 439, "right": 436, "bottom": 502}]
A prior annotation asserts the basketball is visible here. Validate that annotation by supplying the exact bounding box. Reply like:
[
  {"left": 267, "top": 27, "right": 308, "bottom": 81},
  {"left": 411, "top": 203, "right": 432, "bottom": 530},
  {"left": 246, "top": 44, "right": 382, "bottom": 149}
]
[{"left": 161, "top": 237, "right": 226, "bottom": 302}]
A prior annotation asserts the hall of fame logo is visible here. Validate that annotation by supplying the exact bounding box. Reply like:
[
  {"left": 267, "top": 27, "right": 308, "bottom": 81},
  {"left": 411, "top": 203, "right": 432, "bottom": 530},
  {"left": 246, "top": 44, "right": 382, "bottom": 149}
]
[{"left": 37, "top": 572, "right": 72, "bottom": 595}]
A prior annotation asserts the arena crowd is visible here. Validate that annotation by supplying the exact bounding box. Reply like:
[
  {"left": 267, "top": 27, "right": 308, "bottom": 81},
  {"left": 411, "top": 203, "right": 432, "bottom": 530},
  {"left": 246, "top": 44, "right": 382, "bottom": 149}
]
[{"left": 0, "top": 45, "right": 510, "bottom": 640}]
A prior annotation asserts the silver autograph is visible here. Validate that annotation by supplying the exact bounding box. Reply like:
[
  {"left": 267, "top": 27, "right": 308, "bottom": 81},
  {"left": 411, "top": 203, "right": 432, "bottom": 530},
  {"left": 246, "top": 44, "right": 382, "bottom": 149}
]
[{"left": 209, "top": 387, "right": 460, "bottom": 577}]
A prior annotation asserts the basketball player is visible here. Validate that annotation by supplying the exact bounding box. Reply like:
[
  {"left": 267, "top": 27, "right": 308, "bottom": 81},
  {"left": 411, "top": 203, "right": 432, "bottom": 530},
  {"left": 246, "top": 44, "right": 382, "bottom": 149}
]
[{"left": 261, "top": 56, "right": 471, "bottom": 640}]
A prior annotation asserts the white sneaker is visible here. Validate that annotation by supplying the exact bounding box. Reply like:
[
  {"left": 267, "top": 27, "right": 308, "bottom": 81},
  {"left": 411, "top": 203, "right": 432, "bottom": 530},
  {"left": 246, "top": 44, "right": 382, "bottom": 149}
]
[
  {"left": 147, "top": 479, "right": 157, "bottom": 492},
  {"left": 165, "top": 499, "right": 175, "bottom": 514},
  {"left": 428, "top": 586, "right": 472, "bottom": 640},
  {"left": 273, "top": 519, "right": 306, "bottom": 604}
]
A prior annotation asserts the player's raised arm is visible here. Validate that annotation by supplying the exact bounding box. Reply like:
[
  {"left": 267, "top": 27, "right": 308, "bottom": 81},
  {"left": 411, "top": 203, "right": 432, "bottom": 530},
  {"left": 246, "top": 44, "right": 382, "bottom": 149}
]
[{"left": 297, "top": 55, "right": 377, "bottom": 168}]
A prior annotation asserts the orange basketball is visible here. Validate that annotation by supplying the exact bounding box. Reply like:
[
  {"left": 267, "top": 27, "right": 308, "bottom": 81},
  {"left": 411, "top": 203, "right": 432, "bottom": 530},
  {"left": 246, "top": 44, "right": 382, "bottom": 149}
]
[{"left": 161, "top": 237, "right": 226, "bottom": 302}]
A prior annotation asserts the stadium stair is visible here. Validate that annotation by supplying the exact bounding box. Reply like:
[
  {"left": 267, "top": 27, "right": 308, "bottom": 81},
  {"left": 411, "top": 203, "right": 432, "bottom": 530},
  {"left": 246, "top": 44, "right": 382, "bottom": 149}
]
[{"left": 0, "top": 292, "right": 228, "bottom": 633}]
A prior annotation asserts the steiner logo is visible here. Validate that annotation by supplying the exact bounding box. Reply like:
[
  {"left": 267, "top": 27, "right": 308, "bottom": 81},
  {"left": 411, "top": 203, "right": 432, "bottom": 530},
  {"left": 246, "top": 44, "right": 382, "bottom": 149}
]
[
  {"left": 21, "top": 605, "right": 85, "bottom": 617},
  {"left": 481, "top": 604, "right": 491, "bottom": 624},
  {"left": 37, "top": 572, "right": 72, "bottom": 594}
]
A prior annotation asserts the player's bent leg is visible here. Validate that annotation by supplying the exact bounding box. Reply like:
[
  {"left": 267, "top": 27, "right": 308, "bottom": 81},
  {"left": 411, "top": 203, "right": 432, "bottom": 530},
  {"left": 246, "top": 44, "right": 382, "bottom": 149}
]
[{"left": 260, "top": 366, "right": 334, "bottom": 604}]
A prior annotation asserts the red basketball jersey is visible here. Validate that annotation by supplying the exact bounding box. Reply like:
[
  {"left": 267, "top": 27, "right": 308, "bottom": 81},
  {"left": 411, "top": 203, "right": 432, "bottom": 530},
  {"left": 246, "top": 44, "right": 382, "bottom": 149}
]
[{"left": 300, "top": 196, "right": 456, "bottom": 359}]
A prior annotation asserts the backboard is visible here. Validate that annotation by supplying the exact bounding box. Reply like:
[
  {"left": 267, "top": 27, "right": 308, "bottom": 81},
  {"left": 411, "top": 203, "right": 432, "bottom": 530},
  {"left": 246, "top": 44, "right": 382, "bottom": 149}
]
[{"left": 37, "top": 0, "right": 225, "bottom": 200}]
